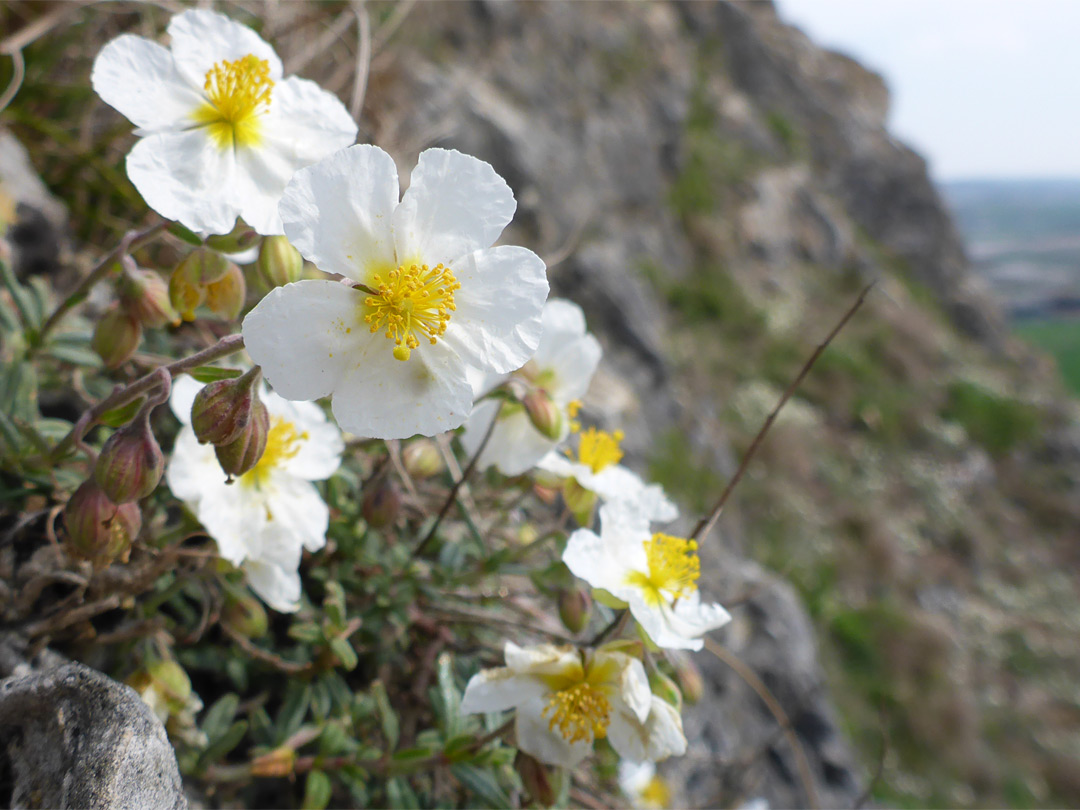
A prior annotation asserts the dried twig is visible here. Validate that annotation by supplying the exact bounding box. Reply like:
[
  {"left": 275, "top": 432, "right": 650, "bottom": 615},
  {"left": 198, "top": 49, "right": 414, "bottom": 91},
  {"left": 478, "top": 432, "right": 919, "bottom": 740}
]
[{"left": 349, "top": 0, "right": 372, "bottom": 123}]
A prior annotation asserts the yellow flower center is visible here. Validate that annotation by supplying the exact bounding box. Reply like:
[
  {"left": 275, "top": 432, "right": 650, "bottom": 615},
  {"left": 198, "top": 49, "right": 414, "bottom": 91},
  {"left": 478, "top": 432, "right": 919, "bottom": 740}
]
[
  {"left": 241, "top": 416, "right": 306, "bottom": 488},
  {"left": 625, "top": 533, "right": 700, "bottom": 607},
  {"left": 192, "top": 54, "right": 274, "bottom": 149},
  {"left": 363, "top": 263, "right": 460, "bottom": 361},
  {"left": 640, "top": 776, "right": 672, "bottom": 809},
  {"left": 543, "top": 681, "right": 612, "bottom": 744},
  {"left": 575, "top": 427, "right": 625, "bottom": 474}
]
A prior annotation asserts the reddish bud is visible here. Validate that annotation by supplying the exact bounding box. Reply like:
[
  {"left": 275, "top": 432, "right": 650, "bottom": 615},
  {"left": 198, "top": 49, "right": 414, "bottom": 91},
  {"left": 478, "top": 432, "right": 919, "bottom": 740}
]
[
  {"left": 92, "top": 305, "right": 141, "bottom": 369},
  {"left": 117, "top": 264, "right": 180, "bottom": 328},
  {"left": 257, "top": 235, "right": 304, "bottom": 289},
  {"left": 361, "top": 478, "right": 402, "bottom": 528},
  {"left": 515, "top": 751, "right": 556, "bottom": 808},
  {"left": 558, "top": 586, "right": 592, "bottom": 634},
  {"left": 401, "top": 439, "right": 444, "bottom": 479},
  {"left": 204, "top": 261, "right": 246, "bottom": 320},
  {"left": 215, "top": 399, "right": 270, "bottom": 480},
  {"left": 94, "top": 409, "right": 164, "bottom": 503},
  {"left": 190, "top": 367, "right": 262, "bottom": 446},
  {"left": 523, "top": 389, "right": 564, "bottom": 441},
  {"left": 64, "top": 479, "right": 141, "bottom": 567}
]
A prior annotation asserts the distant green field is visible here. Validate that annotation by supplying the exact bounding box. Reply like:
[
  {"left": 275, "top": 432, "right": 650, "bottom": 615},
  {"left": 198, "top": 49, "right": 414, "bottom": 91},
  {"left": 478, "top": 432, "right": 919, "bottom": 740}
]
[{"left": 1015, "top": 317, "right": 1080, "bottom": 394}]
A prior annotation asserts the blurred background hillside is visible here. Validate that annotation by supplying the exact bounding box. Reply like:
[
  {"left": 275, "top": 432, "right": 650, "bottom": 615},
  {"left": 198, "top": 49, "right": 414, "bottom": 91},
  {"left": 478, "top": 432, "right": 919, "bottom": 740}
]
[{"left": 2, "top": 1, "right": 1079, "bottom": 808}]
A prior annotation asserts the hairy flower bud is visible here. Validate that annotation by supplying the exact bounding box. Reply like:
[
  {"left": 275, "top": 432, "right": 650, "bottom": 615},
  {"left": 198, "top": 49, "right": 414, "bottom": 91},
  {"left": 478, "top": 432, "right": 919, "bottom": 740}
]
[
  {"left": 190, "top": 367, "right": 262, "bottom": 446},
  {"left": 205, "top": 220, "right": 260, "bottom": 255},
  {"left": 204, "top": 261, "right": 246, "bottom": 320},
  {"left": 649, "top": 669, "right": 683, "bottom": 712},
  {"left": 563, "top": 477, "right": 597, "bottom": 527},
  {"left": 117, "top": 263, "right": 180, "bottom": 328},
  {"left": 361, "top": 477, "right": 402, "bottom": 528},
  {"left": 515, "top": 751, "right": 556, "bottom": 808},
  {"left": 215, "top": 398, "right": 270, "bottom": 480},
  {"left": 673, "top": 655, "right": 705, "bottom": 705},
  {"left": 168, "top": 255, "right": 207, "bottom": 321},
  {"left": 401, "top": 439, "right": 444, "bottom": 479},
  {"left": 257, "top": 235, "right": 304, "bottom": 289},
  {"left": 557, "top": 586, "right": 592, "bottom": 634},
  {"left": 222, "top": 589, "right": 269, "bottom": 639},
  {"left": 64, "top": 479, "right": 141, "bottom": 567},
  {"left": 523, "top": 388, "right": 564, "bottom": 441},
  {"left": 94, "top": 409, "right": 164, "bottom": 503},
  {"left": 92, "top": 305, "right": 142, "bottom": 369}
]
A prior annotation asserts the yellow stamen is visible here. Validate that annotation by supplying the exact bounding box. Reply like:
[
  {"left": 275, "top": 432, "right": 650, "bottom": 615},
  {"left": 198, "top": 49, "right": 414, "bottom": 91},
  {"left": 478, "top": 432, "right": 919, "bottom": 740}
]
[
  {"left": 241, "top": 416, "right": 306, "bottom": 488},
  {"left": 640, "top": 776, "right": 672, "bottom": 809},
  {"left": 625, "top": 533, "right": 700, "bottom": 606},
  {"left": 543, "top": 681, "right": 612, "bottom": 744},
  {"left": 363, "top": 263, "right": 460, "bottom": 361},
  {"left": 575, "top": 427, "right": 625, "bottom": 474},
  {"left": 192, "top": 54, "right": 274, "bottom": 149}
]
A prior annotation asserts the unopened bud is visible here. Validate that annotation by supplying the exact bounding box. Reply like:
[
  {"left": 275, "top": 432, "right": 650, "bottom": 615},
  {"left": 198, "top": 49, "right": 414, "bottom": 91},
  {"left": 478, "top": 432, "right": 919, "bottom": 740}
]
[
  {"left": 523, "top": 389, "right": 564, "bottom": 441},
  {"left": 401, "top": 439, "right": 444, "bottom": 479},
  {"left": 205, "top": 261, "right": 246, "bottom": 320},
  {"left": 215, "top": 399, "right": 270, "bottom": 480},
  {"left": 515, "top": 751, "right": 556, "bottom": 808},
  {"left": 558, "top": 586, "right": 592, "bottom": 634},
  {"left": 673, "top": 656, "right": 705, "bottom": 704},
  {"left": 257, "top": 235, "right": 304, "bottom": 289},
  {"left": 361, "top": 478, "right": 401, "bottom": 528},
  {"left": 223, "top": 589, "right": 269, "bottom": 639},
  {"left": 190, "top": 367, "right": 262, "bottom": 446},
  {"left": 563, "top": 478, "right": 597, "bottom": 527},
  {"left": 169, "top": 255, "right": 207, "bottom": 321},
  {"left": 92, "top": 305, "right": 141, "bottom": 369},
  {"left": 649, "top": 669, "right": 683, "bottom": 712},
  {"left": 64, "top": 479, "right": 141, "bottom": 567},
  {"left": 117, "top": 264, "right": 180, "bottom": 328},
  {"left": 250, "top": 746, "right": 296, "bottom": 778},
  {"left": 205, "top": 220, "right": 260, "bottom": 255},
  {"left": 94, "top": 409, "right": 164, "bottom": 502}
]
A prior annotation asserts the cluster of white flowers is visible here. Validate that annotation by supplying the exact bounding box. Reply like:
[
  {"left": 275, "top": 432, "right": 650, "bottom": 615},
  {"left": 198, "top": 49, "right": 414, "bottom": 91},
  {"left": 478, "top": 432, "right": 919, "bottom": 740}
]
[{"left": 94, "top": 7, "right": 733, "bottom": 785}]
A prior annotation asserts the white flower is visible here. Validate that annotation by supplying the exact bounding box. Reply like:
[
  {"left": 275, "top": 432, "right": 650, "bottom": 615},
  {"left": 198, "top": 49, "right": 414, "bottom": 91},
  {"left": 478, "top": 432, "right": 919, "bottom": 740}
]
[
  {"left": 619, "top": 760, "right": 674, "bottom": 809},
  {"left": 460, "top": 642, "right": 654, "bottom": 769},
  {"left": 91, "top": 9, "right": 357, "bottom": 235},
  {"left": 461, "top": 298, "right": 602, "bottom": 475},
  {"left": 564, "top": 502, "right": 730, "bottom": 650},
  {"left": 242, "top": 144, "right": 549, "bottom": 440},
  {"left": 536, "top": 427, "right": 678, "bottom": 523},
  {"left": 165, "top": 374, "right": 343, "bottom": 611}
]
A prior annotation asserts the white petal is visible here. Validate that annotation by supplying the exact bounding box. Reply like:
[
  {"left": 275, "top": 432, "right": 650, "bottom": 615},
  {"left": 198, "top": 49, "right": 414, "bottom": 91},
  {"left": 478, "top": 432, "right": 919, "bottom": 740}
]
[
  {"left": 167, "top": 9, "right": 282, "bottom": 90},
  {"left": 637, "top": 484, "right": 679, "bottom": 523},
  {"left": 466, "top": 365, "right": 504, "bottom": 399},
  {"left": 126, "top": 129, "right": 240, "bottom": 235},
  {"left": 91, "top": 35, "right": 204, "bottom": 131},
  {"left": 255, "top": 474, "right": 330, "bottom": 553},
  {"left": 563, "top": 528, "right": 628, "bottom": 593},
  {"left": 279, "top": 144, "right": 398, "bottom": 281},
  {"left": 627, "top": 591, "right": 730, "bottom": 651},
  {"left": 441, "top": 246, "right": 548, "bottom": 374},
  {"left": 618, "top": 760, "right": 657, "bottom": 796},
  {"left": 504, "top": 642, "right": 583, "bottom": 679},
  {"left": 168, "top": 374, "right": 204, "bottom": 425},
  {"left": 542, "top": 332, "right": 602, "bottom": 404},
  {"left": 460, "top": 669, "right": 547, "bottom": 714},
  {"left": 643, "top": 697, "right": 688, "bottom": 761},
  {"left": 460, "top": 403, "right": 560, "bottom": 477},
  {"left": 330, "top": 340, "right": 473, "bottom": 440},
  {"left": 587, "top": 464, "right": 648, "bottom": 503},
  {"left": 263, "top": 76, "right": 356, "bottom": 162},
  {"left": 263, "top": 393, "right": 344, "bottom": 480},
  {"left": 535, "top": 451, "right": 578, "bottom": 479},
  {"left": 618, "top": 656, "right": 653, "bottom": 724},
  {"left": 607, "top": 701, "right": 651, "bottom": 764},
  {"left": 195, "top": 478, "right": 271, "bottom": 565},
  {"left": 242, "top": 279, "right": 363, "bottom": 401},
  {"left": 244, "top": 558, "right": 301, "bottom": 613},
  {"left": 393, "top": 148, "right": 516, "bottom": 267},
  {"left": 514, "top": 695, "right": 593, "bottom": 769},
  {"left": 165, "top": 424, "right": 219, "bottom": 504}
]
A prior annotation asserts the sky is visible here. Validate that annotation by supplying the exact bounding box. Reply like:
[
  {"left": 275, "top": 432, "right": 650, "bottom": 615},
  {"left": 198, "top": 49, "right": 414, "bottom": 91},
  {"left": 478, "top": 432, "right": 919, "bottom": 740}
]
[{"left": 775, "top": 0, "right": 1080, "bottom": 182}]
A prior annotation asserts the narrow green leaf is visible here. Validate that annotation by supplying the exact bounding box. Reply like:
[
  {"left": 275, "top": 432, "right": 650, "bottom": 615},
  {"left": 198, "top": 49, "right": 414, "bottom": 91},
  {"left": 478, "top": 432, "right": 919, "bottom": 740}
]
[
  {"left": 301, "top": 769, "right": 332, "bottom": 810},
  {"left": 450, "top": 764, "right": 514, "bottom": 808},
  {"left": 287, "top": 622, "right": 323, "bottom": 644},
  {"left": 99, "top": 397, "right": 145, "bottom": 428},
  {"left": 386, "top": 777, "right": 420, "bottom": 810},
  {"left": 188, "top": 365, "right": 243, "bottom": 383},
  {"left": 436, "top": 652, "right": 463, "bottom": 738},
  {"left": 276, "top": 682, "right": 311, "bottom": 741},
  {"left": 199, "top": 719, "right": 247, "bottom": 766},
  {"left": 372, "top": 680, "right": 399, "bottom": 751},
  {"left": 201, "top": 693, "right": 239, "bottom": 742},
  {"left": 329, "top": 637, "right": 358, "bottom": 672}
]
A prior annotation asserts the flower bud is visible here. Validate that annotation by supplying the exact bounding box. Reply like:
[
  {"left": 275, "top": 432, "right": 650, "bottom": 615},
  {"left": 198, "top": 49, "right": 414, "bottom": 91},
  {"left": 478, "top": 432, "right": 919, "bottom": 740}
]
[
  {"left": 557, "top": 586, "right": 592, "bottom": 634},
  {"left": 523, "top": 388, "right": 564, "bottom": 441},
  {"left": 64, "top": 479, "right": 141, "bottom": 567},
  {"left": 673, "top": 655, "right": 705, "bottom": 705},
  {"left": 92, "top": 305, "right": 142, "bottom": 369},
  {"left": 257, "top": 235, "right": 304, "bottom": 289},
  {"left": 361, "top": 478, "right": 402, "bottom": 528},
  {"left": 563, "top": 478, "right": 597, "bottom": 527},
  {"left": 223, "top": 589, "right": 269, "bottom": 639},
  {"left": 250, "top": 746, "right": 297, "bottom": 778},
  {"left": 190, "top": 367, "right": 262, "bottom": 446},
  {"left": 205, "top": 261, "right": 246, "bottom": 320},
  {"left": 117, "top": 264, "right": 180, "bottom": 328},
  {"left": 205, "top": 220, "right": 260, "bottom": 255},
  {"left": 215, "top": 399, "right": 270, "bottom": 480},
  {"left": 649, "top": 669, "right": 683, "bottom": 712},
  {"left": 168, "top": 254, "right": 207, "bottom": 321},
  {"left": 515, "top": 751, "right": 556, "bottom": 808},
  {"left": 94, "top": 409, "right": 164, "bottom": 503},
  {"left": 402, "top": 439, "right": 444, "bottom": 479}
]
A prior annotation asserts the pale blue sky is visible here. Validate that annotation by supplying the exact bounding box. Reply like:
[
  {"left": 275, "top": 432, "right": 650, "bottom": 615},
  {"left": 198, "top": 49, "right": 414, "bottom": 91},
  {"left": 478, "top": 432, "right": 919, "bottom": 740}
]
[{"left": 776, "top": 0, "right": 1080, "bottom": 181}]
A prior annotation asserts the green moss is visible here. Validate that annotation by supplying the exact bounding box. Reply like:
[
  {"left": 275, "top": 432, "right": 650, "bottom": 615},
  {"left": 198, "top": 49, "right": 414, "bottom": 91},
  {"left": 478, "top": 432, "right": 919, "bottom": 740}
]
[{"left": 941, "top": 381, "right": 1040, "bottom": 457}]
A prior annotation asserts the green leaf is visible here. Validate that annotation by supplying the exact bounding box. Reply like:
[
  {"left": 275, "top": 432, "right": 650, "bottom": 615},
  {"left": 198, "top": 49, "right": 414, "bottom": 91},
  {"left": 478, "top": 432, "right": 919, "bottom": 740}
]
[
  {"left": 287, "top": 622, "right": 323, "bottom": 644},
  {"left": 385, "top": 777, "right": 420, "bottom": 810},
  {"left": 188, "top": 365, "right": 243, "bottom": 383},
  {"left": 329, "top": 637, "right": 358, "bottom": 672},
  {"left": 443, "top": 733, "right": 477, "bottom": 762},
  {"left": 201, "top": 693, "right": 239, "bottom": 742},
  {"left": 436, "top": 652, "right": 463, "bottom": 738},
  {"left": 450, "top": 764, "right": 514, "bottom": 808},
  {"left": 0, "top": 409, "right": 24, "bottom": 456},
  {"left": 168, "top": 221, "right": 204, "bottom": 246},
  {"left": 391, "top": 746, "right": 435, "bottom": 763},
  {"left": 99, "top": 397, "right": 145, "bottom": 428},
  {"left": 301, "top": 769, "right": 332, "bottom": 810},
  {"left": 199, "top": 719, "right": 247, "bottom": 766},
  {"left": 322, "top": 581, "right": 347, "bottom": 628},
  {"left": 317, "top": 723, "right": 352, "bottom": 756},
  {"left": 34, "top": 418, "right": 73, "bottom": 443},
  {"left": 45, "top": 341, "right": 102, "bottom": 368},
  {"left": 0, "top": 258, "right": 40, "bottom": 330},
  {"left": 372, "top": 680, "right": 399, "bottom": 751},
  {"left": 276, "top": 682, "right": 311, "bottom": 741}
]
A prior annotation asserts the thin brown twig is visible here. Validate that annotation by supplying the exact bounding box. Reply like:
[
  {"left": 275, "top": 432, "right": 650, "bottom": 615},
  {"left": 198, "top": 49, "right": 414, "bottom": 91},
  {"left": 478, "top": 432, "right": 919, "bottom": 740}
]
[
  {"left": 691, "top": 282, "right": 875, "bottom": 544},
  {"left": 0, "top": 2, "right": 85, "bottom": 54},
  {"left": 0, "top": 50, "right": 24, "bottom": 115},
  {"left": 349, "top": 0, "right": 372, "bottom": 123},
  {"left": 704, "top": 637, "right": 819, "bottom": 810},
  {"left": 23, "top": 593, "right": 122, "bottom": 639}
]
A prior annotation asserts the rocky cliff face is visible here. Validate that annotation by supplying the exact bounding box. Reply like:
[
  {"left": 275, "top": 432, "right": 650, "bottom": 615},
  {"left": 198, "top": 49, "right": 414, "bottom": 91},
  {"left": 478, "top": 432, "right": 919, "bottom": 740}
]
[{"left": 341, "top": 2, "right": 1080, "bottom": 806}]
